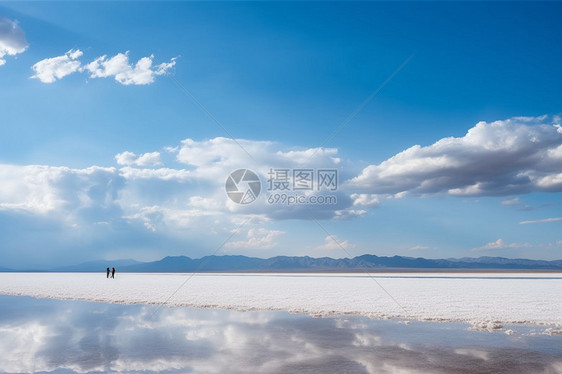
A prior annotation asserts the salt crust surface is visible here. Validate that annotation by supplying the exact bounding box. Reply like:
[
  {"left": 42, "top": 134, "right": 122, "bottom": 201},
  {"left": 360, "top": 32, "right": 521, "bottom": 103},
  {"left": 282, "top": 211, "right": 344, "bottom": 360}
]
[{"left": 1, "top": 272, "right": 561, "bottom": 328}]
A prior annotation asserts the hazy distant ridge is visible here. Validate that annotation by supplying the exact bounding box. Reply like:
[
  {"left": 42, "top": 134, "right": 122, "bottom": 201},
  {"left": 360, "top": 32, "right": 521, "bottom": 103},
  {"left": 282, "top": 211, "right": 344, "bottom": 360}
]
[
  {"left": 3, "top": 254, "right": 562, "bottom": 272},
  {"left": 50, "top": 254, "right": 562, "bottom": 272}
]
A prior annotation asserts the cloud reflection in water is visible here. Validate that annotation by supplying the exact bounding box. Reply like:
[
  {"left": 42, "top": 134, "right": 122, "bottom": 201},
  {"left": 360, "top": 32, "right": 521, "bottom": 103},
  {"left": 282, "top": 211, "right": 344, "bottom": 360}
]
[{"left": 0, "top": 296, "right": 560, "bottom": 374}]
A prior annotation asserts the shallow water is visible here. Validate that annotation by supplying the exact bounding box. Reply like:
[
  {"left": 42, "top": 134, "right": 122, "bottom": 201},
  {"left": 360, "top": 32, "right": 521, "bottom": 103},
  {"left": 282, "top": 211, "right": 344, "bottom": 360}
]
[{"left": 0, "top": 295, "right": 560, "bottom": 373}]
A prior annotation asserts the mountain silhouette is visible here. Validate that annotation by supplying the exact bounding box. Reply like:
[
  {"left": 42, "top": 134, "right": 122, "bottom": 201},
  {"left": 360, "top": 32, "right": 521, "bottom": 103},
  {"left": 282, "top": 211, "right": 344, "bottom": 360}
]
[{"left": 3, "top": 255, "right": 561, "bottom": 272}]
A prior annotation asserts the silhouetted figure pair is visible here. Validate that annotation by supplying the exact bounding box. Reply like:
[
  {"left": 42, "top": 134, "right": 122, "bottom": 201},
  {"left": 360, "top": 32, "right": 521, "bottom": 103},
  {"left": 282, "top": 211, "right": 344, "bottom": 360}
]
[{"left": 106, "top": 267, "right": 115, "bottom": 279}]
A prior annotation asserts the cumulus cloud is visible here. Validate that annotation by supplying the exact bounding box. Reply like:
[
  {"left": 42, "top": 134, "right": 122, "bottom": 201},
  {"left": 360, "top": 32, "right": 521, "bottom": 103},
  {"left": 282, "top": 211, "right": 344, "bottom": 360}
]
[
  {"left": 0, "top": 135, "right": 362, "bottom": 267},
  {"left": 177, "top": 137, "right": 272, "bottom": 170},
  {"left": 171, "top": 137, "right": 355, "bottom": 220},
  {"left": 226, "top": 228, "right": 285, "bottom": 250},
  {"left": 82, "top": 52, "right": 176, "bottom": 85},
  {"left": 519, "top": 217, "right": 562, "bottom": 225},
  {"left": 350, "top": 193, "right": 380, "bottom": 207},
  {"left": 175, "top": 137, "right": 346, "bottom": 181},
  {"left": 0, "top": 17, "right": 28, "bottom": 66},
  {"left": 0, "top": 136, "right": 356, "bottom": 267},
  {"left": 4, "top": 119, "right": 562, "bottom": 267},
  {"left": 0, "top": 162, "right": 206, "bottom": 267},
  {"left": 0, "top": 164, "right": 119, "bottom": 215},
  {"left": 350, "top": 116, "right": 562, "bottom": 197},
  {"left": 31, "top": 49, "right": 83, "bottom": 83},
  {"left": 115, "top": 151, "right": 162, "bottom": 166},
  {"left": 31, "top": 50, "right": 175, "bottom": 85},
  {"left": 473, "top": 238, "right": 531, "bottom": 251}
]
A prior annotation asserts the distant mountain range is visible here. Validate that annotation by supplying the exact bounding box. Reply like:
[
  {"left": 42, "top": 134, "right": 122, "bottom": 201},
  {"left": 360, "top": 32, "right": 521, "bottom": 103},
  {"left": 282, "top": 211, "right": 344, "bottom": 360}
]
[{"left": 3, "top": 254, "right": 562, "bottom": 272}]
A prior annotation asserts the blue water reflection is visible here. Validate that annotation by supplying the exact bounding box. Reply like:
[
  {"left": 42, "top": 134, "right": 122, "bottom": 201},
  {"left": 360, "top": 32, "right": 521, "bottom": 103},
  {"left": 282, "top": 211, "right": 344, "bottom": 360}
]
[{"left": 0, "top": 295, "right": 560, "bottom": 373}]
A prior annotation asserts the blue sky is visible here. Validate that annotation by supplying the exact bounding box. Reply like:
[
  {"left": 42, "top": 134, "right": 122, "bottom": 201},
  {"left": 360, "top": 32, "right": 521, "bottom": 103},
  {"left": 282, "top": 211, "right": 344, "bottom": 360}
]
[{"left": 1, "top": 2, "right": 562, "bottom": 268}]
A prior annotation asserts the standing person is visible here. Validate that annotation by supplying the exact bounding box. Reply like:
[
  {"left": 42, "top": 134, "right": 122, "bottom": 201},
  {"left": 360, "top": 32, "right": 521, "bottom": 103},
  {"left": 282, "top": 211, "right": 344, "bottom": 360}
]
[
  {"left": 111, "top": 267, "right": 115, "bottom": 279},
  {"left": 106, "top": 267, "right": 110, "bottom": 278}
]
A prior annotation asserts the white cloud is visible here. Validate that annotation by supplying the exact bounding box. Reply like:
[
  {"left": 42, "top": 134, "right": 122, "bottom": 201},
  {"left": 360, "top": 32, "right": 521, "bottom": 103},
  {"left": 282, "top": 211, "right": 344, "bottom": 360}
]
[
  {"left": 155, "top": 58, "right": 177, "bottom": 75},
  {"left": 118, "top": 166, "right": 191, "bottom": 181},
  {"left": 188, "top": 196, "right": 224, "bottom": 210},
  {"left": 135, "top": 152, "right": 163, "bottom": 166},
  {"left": 123, "top": 205, "right": 213, "bottom": 233},
  {"left": 0, "top": 164, "right": 118, "bottom": 215},
  {"left": 276, "top": 147, "right": 341, "bottom": 165},
  {"left": 176, "top": 137, "right": 272, "bottom": 170},
  {"left": 519, "top": 217, "right": 562, "bottom": 225},
  {"left": 500, "top": 197, "right": 537, "bottom": 211},
  {"left": 115, "top": 151, "right": 137, "bottom": 165},
  {"left": 164, "top": 145, "right": 179, "bottom": 153},
  {"left": 31, "top": 49, "right": 82, "bottom": 83},
  {"left": 170, "top": 144, "right": 350, "bottom": 221},
  {"left": 226, "top": 228, "right": 284, "bottom": 250},
  {"left": 501, "top": 198, "right": 520, "bottom": 206},
  {"left": 31, "top": 50, "right": 175, "bottom": 85},
  {"left": 115, "top": 151, "right": 162, "bottom": 166},
  {"left": 332, "top": 209, "right": 366, "bottom": 220},
  {"left": 0, "top": 17, "right": 28, "bottom": 66},
  {"left": 0, "top": 138, "right": 351, "bottom": 260},
  {"left": 172, "top": 137, "right": 355, "bottom": 220},
  {"left": 409, "top": 245, "right": 429, "bottom": 251},
  {"left": 349, "top": 116, "right": 562, "bottom": 197},
  {"left": 0, "top": 142, "right": 341, "bottom": 268},
  {"left": 473, "top": 238, "right": 531, "bottom": 251},
  {"left": 82, "top": 52, "right": 176, "bottom": 85},
  {"left": 175, "top": 137, "right": 344, "bottom": 181},
  {"left": 350, "top": 193, "right": 380, "bottom": 207},
  {"left": 3, "top": 125, "right": 562, "bottom": 267},
  {"left": 316, "top": 235, "right": 353, "bottom": 251}
]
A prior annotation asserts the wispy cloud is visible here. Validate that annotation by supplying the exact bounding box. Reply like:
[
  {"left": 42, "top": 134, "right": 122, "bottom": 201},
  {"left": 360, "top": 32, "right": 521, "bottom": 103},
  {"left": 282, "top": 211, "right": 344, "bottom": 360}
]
[
  {"left": 31, "top": 50, "right": 176, "bottom": 85},
  {"left": 82, "top": 52, "right": 176, "bottom": 85},
  {"left": 409, "top": 245, "right": 429, "bottom": 251},
  {"left": 0, "top": 17, "right": 28, "bottom": 66},
  {"left": 519, "top": 217, "right": 562, "bottom": 225},
  {"left": 225, "top": 228, "right": 284, "bottom": 250},
  {"left": 472, "top": 238, "right": 531, "bottom": 251},
  {"left": 315, "top": 235, "right": 353, "bottom": 251},
  {"left": 501, "top": 197, "right": 520, "bottom": 206},
  {"left": 500, "top": 197, "right": 541, "bottom": 211}
]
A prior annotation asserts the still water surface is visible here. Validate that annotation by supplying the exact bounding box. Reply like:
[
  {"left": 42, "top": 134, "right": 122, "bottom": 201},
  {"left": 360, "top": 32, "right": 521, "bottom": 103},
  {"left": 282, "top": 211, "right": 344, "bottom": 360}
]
[{"left": 0, "top": 295, "right": 560, "bottom": 373}]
